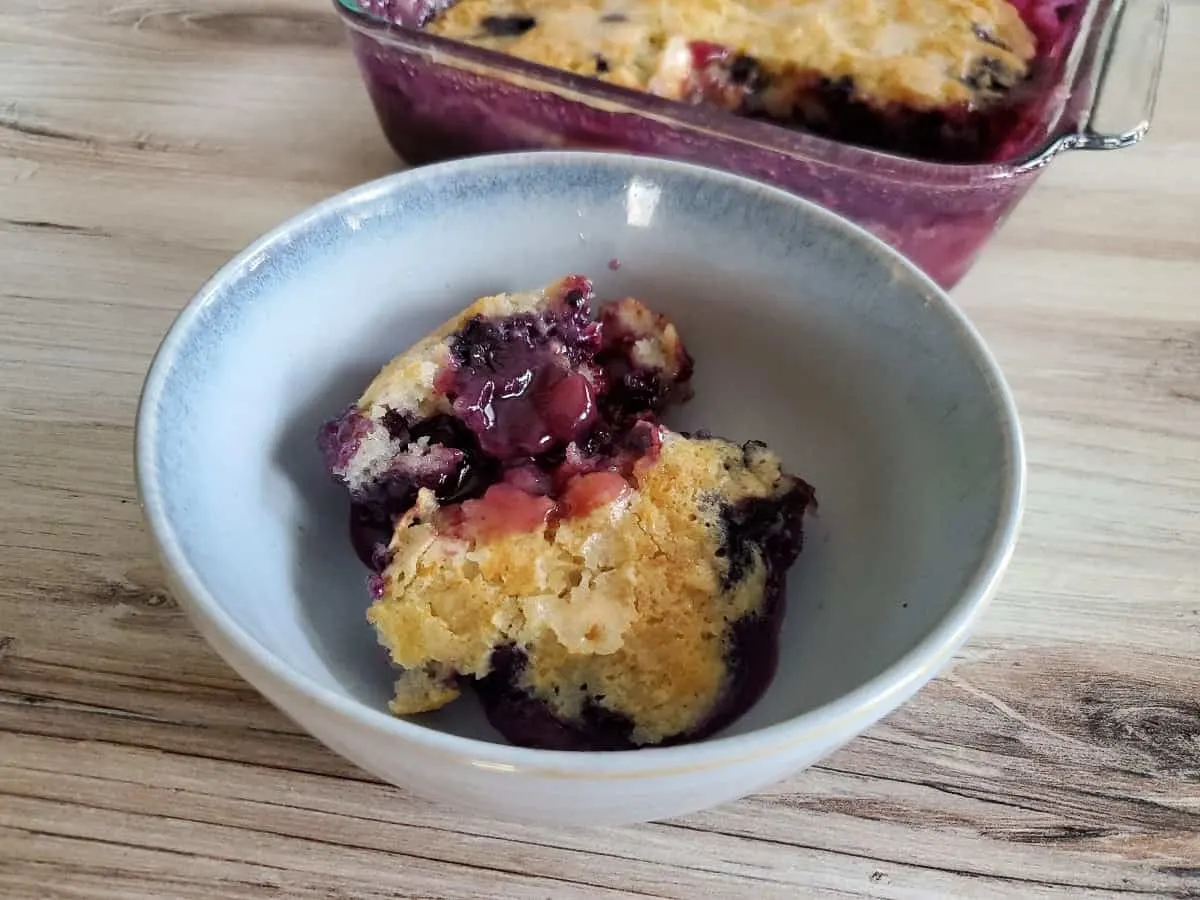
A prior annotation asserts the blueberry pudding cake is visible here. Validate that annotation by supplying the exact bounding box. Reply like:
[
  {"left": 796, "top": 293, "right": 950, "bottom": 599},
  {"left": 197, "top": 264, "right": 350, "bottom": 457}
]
[
  {"left": 318, "top": 276, "right": 816, "bottom": 749},
  {"left": 421, "top": 0, "right": 1038, "bottom": 160}
]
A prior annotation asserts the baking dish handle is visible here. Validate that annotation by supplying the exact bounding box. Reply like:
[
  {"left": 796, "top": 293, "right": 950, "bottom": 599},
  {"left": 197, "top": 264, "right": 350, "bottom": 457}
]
[{"left": 1068, "top": 0, "right": 1170, "bottom": 150}]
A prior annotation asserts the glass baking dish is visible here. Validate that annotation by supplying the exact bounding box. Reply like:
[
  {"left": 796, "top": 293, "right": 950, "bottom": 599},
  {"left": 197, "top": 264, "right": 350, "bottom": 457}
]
[{"left": 334, "top": 0, "right": 1168, "bottom": 288}]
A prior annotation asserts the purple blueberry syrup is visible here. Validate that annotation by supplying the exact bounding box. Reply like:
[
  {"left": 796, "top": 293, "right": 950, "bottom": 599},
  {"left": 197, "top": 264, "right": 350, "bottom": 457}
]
[
  {"left": 475, "top": 645, "right": 638, "bottom": 751},
  {"left": 474, "top": 461, "right": 816, "bottom": 751},
  {"left": 446, "top": 321, "right": 601, "bottom": 457},
  {"left": 675, "top": 40, "right": 1033, "bottom": 163},
  {"left": 344, "top": 0, "right": 1092, "bottom": 289}
]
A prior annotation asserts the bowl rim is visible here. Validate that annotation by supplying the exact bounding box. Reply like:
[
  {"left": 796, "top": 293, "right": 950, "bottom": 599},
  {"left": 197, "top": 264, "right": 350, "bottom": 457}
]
[{"left": 134, "top": 150, "right": 1026, "bottom": 778}]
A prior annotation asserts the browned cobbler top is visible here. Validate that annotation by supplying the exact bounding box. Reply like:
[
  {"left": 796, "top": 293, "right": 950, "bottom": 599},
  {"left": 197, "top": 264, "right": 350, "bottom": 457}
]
[
  {"left": 427, "top": 0, "right": 1037, "bottom": 111},
  {"left": 369, "top": 431, "right": 791, "bottom": 745},
  {"left": 330, "top": 279, "right": 688, "bottom": 495}
]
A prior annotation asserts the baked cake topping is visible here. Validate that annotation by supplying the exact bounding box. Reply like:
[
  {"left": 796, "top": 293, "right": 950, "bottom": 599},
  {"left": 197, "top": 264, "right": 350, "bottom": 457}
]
[
  {"left": 319, "top": 276, "right": 816, "bottom": 750},
  {"left": 427, "top": 0, "right": 1036, "bottom": 110}
]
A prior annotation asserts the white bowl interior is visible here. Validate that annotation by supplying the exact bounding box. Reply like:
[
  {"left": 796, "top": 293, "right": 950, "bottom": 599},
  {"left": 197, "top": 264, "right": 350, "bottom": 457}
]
[{"left": 144, "top": 155, "right": 1019, "bottom": 747}]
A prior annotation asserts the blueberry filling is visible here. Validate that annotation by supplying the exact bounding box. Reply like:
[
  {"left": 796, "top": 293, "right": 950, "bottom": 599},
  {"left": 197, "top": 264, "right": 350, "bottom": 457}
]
[
  {"left": 972, "top": 23, "right": 1012, "bottom": 50},
  {"left": 443, "top": 307, "right": 602, "bottom": 457},
  {"left": 316, "top": 408, "right": 372, "bottom": 477},
  {"left": 717, "top": 443, "right": 815, "bottom": 590},
  {"left": 408, "top": 413, "right": 500, "bottom": 503},
  {"left": 962, "top": 57, "right": 1018, "bottom": 94},
  {"left": 599, "top": 368, "right": 672, "bottom": 422},
  {"left": 728, "top": 53, "right": 766, "bottom": 89},
  {"left": 788, "top": 75, "right": 1009, "bottom": 162},
  {"left": 821, "top": 74, "right": 857, "bottom": 101},
  {"left": 673, "top": 38, "right": 1028, "bottom": 162},
  {"left": 472, "top": 466, "right": 814, "bottom": 752},
  {"left": 437, "top": 285, "right": 686, "bottom": 460},
  {"left": 420, "top": 0, "right": 1049, "bottom": 164},
  {"left": 479, "top": 14, "right": 537, "bottom": 36},
  {"left": 335, "top": 408, "right": 501, "bottom": 571},
  {"left": 475, "top": 645, "right": 638, "bottom": 751}
]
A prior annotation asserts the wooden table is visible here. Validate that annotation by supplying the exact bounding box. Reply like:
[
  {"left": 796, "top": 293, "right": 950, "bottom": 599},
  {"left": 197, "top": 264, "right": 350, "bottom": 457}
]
[{"left": 2, "top": 1, "right": 1197, "bottom": 896}]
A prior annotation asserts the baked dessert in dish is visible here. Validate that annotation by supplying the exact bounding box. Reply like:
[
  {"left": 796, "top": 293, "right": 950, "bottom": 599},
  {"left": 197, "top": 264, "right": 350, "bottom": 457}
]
[
  {"left": 423, "top": 0, "right": 1039, "bottom": 160},
  {"left": 318, "top": 276, "right": 816, "bottom": 750}
]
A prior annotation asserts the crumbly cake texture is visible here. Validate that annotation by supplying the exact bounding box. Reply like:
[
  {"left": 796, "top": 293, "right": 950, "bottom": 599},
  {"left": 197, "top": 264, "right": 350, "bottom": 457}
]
[
  {"left": 318, "top": 276, "right": 816, "bottom": 750},
  {"left": 426, "top": 0, "right": 1037, "bottom": 113}
]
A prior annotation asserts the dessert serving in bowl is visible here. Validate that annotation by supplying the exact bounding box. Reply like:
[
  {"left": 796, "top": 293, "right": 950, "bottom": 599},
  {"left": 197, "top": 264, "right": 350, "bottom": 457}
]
[
  {"left": 320, "top": 274, "right": 818, "bottom": 751},
  {"left": 136, "top": 151, "right": 1025, "bottom": 825},
  {"left": 335, "top": 0, "right": 1167, "bottom": 288}
]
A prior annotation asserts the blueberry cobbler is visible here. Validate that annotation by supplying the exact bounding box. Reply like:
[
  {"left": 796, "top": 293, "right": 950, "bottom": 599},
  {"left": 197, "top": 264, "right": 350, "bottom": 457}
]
[
  {"left": 318, "top": 276, "right": 816, "bottom": 750},
  {"left": 419, "top": 0, "right": 1038, "bottom": 159}
]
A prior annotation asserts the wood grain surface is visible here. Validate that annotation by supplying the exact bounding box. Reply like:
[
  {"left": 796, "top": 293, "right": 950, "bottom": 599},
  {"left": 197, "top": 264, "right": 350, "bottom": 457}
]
[{"left": 1, "top": 0, "right": 1198, "bottom": 896}]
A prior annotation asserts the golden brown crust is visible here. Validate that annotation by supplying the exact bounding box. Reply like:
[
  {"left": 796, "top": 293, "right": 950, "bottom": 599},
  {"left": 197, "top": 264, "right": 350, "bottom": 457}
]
[
  {"left": 356, "top": 284, "right": 556, "bottom": 420},
  {"left": 427, "top": 0, "right": 1036, "bottom": 111},
  {"left": 368, "top": 432, "right": 792, "bottom": 744}
]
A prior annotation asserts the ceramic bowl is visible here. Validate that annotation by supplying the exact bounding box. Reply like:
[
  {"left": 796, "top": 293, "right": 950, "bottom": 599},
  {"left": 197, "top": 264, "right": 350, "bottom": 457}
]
[{"left": 135, "top": 151, "right": 1025, "bottom": 826}]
